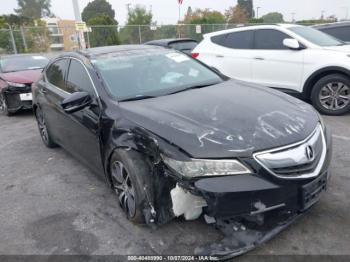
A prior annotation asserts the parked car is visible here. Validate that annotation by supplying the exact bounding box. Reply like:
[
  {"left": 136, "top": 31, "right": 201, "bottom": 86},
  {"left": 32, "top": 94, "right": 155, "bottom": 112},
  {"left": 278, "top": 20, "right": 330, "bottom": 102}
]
[
  {"left": 313, "top": 22, "right": 350, "bottom": 43},
  {"left": 192, "top": 24, "right": 350, "bottom": 115},
  {"left": 0, "top": 54, "right": 49, "bottom": 116},
  {"left": 32, "top": 45, "right": 331, "bottom": 259},
  {"left": 145, "top": 38, "right": 198, "bottom": 55}
]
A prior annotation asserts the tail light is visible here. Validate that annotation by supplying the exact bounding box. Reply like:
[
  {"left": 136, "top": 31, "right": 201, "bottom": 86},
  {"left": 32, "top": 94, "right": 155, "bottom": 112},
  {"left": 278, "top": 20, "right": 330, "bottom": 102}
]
[{"left": 191, "top": 52, "right": 199, "bottom": 59}]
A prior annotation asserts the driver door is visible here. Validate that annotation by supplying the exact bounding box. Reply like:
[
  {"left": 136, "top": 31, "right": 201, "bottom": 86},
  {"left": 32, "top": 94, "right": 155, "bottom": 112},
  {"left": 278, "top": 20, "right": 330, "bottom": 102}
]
[{"left": 61, "top": 59, "right": 103, "bottom": 174}]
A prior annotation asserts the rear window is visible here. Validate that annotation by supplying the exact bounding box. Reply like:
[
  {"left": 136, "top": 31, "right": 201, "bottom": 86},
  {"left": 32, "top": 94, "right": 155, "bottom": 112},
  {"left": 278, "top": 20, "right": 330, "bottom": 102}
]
[
  {"left": 0, "top": 55, "right": 48, "bottom": 73},
  {"left": 211, "top": 31, "right": 254, "bottom": 49},
  {"left": 169, "top": 41, "right": 198, "bottom": 52}
]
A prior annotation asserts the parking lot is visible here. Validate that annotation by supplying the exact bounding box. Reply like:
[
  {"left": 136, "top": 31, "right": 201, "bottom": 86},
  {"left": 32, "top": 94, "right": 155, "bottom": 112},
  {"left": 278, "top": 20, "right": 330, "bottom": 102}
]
[{"left": 0, "top": 111, "right": 350, "bottom": 259}]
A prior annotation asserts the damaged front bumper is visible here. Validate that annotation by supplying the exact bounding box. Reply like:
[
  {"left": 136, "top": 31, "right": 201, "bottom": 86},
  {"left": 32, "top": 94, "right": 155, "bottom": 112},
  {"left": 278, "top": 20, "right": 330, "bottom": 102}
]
[
  {"left": 2, "top": 85, "right": 33, "bottom": 113},
  {"left": 162, "top": 126, "right": 332, "bottom": 259}
]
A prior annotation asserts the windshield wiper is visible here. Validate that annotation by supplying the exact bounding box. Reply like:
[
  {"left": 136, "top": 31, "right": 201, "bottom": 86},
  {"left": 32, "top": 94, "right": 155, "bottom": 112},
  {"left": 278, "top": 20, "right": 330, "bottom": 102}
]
[
  {"left": 169, "top": 82, "right": 219, "bottom": 95},
  {"left": 119, "top": 95, "right": 156, "bottom": 102}
]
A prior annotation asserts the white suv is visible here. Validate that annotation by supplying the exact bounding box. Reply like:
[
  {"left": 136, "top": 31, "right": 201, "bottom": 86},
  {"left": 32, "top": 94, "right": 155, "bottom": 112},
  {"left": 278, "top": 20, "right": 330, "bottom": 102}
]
[{"left": 192, "top": 24, "right": 350, "bottom": 115}]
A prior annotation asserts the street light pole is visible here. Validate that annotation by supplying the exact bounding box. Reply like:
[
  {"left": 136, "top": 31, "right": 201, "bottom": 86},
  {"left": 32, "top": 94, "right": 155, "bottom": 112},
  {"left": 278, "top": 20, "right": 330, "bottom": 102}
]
[
  {"left": 6, "top": 24, "right": 17, "bottom": 54},
  {"left": 72, "top": 0, "right": 86, "bottom": 49},
  {"left": 256, "top": 7, "right": 261, "bottom": 19}
]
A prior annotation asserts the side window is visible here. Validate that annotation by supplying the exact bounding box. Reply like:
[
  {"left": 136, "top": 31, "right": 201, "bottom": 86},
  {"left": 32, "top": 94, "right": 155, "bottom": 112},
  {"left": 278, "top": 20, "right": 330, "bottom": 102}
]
[
  {"left": 322, "top": 27, "right": 350, "bottom": 42},
  {"left": 254, "top": 29, "right": 290, "bottom": 50},
  {"left": 224, "top": 31, "right": 254, "bottom": 49},
  {"left": 211, "top": 31, "right": 254, "bottom": 49},
  {"left": 66, "top": 59, "right": 95, "bottom": 95},
  {"left": 211, "top": 34, "right": 228, "bottom": 46},
  {"left": 46, "top": 59, "right": 68, "bottom": 89}
]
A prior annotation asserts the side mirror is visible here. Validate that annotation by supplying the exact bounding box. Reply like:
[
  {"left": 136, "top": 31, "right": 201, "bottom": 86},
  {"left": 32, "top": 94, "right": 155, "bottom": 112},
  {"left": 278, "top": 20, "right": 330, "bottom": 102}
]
[
  {"left": 283, "top": 38, "right": 301, "bottom": 50},
  {"left": 61, "top": 91, "right": 92, "bottom": 114}
]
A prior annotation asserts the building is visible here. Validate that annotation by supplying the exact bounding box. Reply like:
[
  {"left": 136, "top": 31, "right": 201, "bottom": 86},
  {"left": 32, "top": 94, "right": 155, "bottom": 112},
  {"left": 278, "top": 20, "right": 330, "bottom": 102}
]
[{"left": 42, "top": 18, "right": 79, "bottom": 52}]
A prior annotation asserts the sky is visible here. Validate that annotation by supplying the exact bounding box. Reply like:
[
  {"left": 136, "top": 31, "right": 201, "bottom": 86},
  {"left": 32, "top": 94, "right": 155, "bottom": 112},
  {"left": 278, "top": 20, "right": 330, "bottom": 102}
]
[{"left": 1, "top": 0, "right": 350, "bottom": 24}]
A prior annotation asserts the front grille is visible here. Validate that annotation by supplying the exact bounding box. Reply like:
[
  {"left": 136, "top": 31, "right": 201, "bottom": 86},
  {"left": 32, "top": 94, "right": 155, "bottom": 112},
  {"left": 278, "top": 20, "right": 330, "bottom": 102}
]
[
  {"left": 254, "top": 124, "right": 326, "bottom": 179},
  {"left": 7, "top": 84, "right": 32, "bottom": 93}
]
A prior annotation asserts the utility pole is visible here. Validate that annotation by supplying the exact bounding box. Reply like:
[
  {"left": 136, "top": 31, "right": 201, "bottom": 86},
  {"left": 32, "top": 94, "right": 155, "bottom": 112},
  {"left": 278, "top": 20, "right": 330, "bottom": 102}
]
[
  {"left": 341, "top": 7, "right": 349, "bottom": 20},
  {"left": 126, "top": 3, "right": 131, "bottom": 14},
  {"left": 321, "top": 10, "right": 325, "bottom": 20},
  {"left": 291, "top": 12, "right": 296, "bottom": 23},
  {"left": 72, "top": 0, "right": 86, "bottom": 49},
  {"left": 256, "top": 7, "right": 261, "bottom": 19}
]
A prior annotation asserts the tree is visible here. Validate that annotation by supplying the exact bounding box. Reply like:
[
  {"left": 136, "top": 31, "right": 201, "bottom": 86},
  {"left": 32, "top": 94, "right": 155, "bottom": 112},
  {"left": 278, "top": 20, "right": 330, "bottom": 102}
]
[
  {"left": 0, "top": 15, "right": 49, "bottom": 53},
  {"left": 82, "top": 0, "right": 116, "bottom": 23},
  {"left": 238, "top": 0, "right": 254, "bottom": 19},
  {"left": 261, "top": 12, "right": 284, "bottom": 23},
  {"left": 119, "top": 5, "right": 153, "bottom": 44},
  {"left": 15, "top": 0, "right": 52, "bottom": 19},
  {"left": 225, "top": 5, "right": 248, "bottom": 24},
  {"left": 183, "top": 9, "right": 226, "bottom": 24},
  {"left": 88, "top": 15, "right": 119, "bottom": 47}
]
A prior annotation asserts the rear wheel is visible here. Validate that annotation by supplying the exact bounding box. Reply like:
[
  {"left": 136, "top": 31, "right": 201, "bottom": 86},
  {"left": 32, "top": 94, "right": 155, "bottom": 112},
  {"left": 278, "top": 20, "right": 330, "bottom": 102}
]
[
  {"left": 35, "top": 106, "right": 57, "bottom": 148},
  {"left": 311, "top": 74, "right": 350, "bottom": 115},
  {"left": 109, "top": 149, "right": 152, "bottom": 224},
  {"left": 0, "top": 93, "right": 11, "bottom": 116}
]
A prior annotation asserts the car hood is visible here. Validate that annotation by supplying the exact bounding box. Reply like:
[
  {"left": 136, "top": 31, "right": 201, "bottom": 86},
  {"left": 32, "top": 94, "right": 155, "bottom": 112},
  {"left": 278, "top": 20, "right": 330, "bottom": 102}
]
[
  {"left": 119, "top": 80, "right": 319, "bottom": 158},
  {"left": 0, "top": 69, "right": 42, "bottom": 84}
]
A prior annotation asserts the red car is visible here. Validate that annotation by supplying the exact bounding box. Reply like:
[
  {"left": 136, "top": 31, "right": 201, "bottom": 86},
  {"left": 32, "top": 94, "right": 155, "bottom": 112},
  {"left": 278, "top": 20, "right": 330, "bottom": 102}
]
[{"left": 0, "top": 54, "right": 49, "bottom": 116}]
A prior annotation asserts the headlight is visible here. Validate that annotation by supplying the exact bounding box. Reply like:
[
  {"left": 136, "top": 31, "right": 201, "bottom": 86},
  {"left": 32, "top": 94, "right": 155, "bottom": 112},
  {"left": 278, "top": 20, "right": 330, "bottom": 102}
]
[
  {"left": 7, "top": 81, "right": 26, "bottom": 88},
  {"left": 162, "top": 155, "right": 251, "bottom": 178}
]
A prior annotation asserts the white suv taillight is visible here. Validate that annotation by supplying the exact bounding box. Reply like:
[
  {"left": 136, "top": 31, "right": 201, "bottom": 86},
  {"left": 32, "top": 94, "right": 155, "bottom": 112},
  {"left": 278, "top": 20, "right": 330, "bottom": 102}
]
[{"left": 191, "top": 53, "right": 199, "bottom": 59}]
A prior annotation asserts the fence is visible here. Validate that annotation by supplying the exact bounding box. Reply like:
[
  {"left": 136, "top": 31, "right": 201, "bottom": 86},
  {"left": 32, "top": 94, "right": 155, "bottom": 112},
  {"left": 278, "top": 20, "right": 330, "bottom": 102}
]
[{"left": 0, "top": 23, "right": 319, "bottom": 55}]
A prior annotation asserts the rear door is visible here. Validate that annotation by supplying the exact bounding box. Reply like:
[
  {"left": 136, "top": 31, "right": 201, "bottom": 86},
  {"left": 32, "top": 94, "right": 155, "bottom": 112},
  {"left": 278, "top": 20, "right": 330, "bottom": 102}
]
[
  {"left": 250, "top": 29, "right": 304, "bottom": 91},
  {"left": 207, "top": 30, "right": 254, "bottom": 82},
  {"left": 41, "top": 58, "right": 70, "bottom": 144}
]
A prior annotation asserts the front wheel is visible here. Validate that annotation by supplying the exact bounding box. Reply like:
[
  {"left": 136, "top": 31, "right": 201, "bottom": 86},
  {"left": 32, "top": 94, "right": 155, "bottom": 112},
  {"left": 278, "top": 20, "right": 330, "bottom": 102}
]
[
  {"left": 109, "top": 149, "right": 152, "bottom": 224},
  {"left": 311, "top": 74, "right": 350, "bottom": 115},
  {"left": 0, "top": 93, "right": 11, "bottom": 116}
]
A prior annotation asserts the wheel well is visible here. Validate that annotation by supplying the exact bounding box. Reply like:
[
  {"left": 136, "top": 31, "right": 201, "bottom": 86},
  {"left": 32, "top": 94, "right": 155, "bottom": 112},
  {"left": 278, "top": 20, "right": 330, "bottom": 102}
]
[{"left": 303, "top": 68, "right": 350, "bottom": 100}]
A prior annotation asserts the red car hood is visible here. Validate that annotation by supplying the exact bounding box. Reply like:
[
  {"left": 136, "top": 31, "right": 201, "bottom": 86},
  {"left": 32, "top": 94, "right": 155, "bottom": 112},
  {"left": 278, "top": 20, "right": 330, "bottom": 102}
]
[{"left": 0, "top": 69, "right": 43, "bottom": 84}]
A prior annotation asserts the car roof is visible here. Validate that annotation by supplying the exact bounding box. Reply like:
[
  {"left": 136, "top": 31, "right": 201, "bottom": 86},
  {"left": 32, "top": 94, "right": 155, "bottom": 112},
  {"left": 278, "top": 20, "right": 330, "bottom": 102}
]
[
  {"left": 313, "top": 21, "right": 350, "bottom": 29},
  {"left": 76, "top": 44, "right": 164, "bottom": 59},
  {"left": 145, "top": 38, "right": 197, "bottom": 46},
  {"left": 204, "top": 23, "right": 301, "bottom": 37}
]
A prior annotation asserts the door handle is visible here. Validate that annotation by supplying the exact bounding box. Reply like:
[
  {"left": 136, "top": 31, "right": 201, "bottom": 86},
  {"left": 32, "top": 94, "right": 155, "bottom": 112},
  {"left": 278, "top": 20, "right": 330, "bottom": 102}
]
[
  {"left": 254, "top": 57, "right": 265, "bottom": 60},
  {"left": 216, "top": 55, "right": 225, "bottom": 58}
]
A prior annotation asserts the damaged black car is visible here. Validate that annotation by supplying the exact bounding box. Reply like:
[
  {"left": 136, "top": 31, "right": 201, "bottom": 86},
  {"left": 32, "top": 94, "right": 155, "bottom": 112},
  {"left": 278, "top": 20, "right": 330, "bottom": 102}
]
[{"left": 32, "top": 45, "right": 332, "bottom": 259}]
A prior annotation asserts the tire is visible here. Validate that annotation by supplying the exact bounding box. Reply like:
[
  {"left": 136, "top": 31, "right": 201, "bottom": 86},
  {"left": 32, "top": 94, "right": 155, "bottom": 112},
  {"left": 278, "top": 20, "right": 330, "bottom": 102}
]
[
  {"left": 35, "top": 106, "right": 57, "bottom": 148},
  {"left": 109, "top": 149, "right": 152, "bottom": 224},
  {"left": 0, "top": 92, "right": 12, "bottom": 116},
  {"left": 311, "top": 74, "right": 350, "bottom": 115}
]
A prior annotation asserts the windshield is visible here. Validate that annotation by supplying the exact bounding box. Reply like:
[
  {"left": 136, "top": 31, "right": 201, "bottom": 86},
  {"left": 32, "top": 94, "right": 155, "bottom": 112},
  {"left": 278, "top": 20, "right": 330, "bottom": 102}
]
[
  {"left": 93, "top": 50, "right": 222, "bottom": 101},
  {"left": 0, "top": 55, "right": 49, "bottom": 73},
  {"left": 289, "top": 26, "right": 344, "bottom": 46}
]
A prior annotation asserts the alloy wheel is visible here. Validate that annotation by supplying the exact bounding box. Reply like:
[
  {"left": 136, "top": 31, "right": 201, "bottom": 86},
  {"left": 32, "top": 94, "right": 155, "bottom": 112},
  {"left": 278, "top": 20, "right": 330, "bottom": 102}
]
[
  {"left": 36, "top": 109, "right": 49, "bottom": 144},
  {"left": 111, "top": 161, "right": 137, "bottom": 218},
  {"left": 319, "top": 82, "right": 350, "bottom": 111}
]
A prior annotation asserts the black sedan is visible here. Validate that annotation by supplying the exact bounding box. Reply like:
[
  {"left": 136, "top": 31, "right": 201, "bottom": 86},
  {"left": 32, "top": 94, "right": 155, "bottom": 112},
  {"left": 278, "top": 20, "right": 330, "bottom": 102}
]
[
  {"left": 145, "top": 38, "right": 198, "bottom": 55},
  {"left": 32, "top": 45, "right": 332, "bottom": 259}
]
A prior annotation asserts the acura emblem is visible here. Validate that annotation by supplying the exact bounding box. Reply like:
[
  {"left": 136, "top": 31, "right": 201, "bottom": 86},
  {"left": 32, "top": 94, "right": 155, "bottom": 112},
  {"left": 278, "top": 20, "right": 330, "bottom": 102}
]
[{"left": 305, "top": 145, "right": 314, "bottom": 161}]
